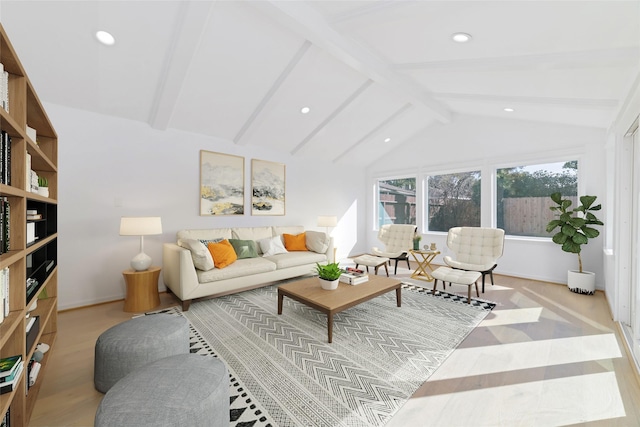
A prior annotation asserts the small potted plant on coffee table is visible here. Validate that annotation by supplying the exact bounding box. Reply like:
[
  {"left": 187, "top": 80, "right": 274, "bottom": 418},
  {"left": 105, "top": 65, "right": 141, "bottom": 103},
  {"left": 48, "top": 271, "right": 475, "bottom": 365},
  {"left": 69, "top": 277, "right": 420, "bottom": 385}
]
[{"left": 315, "top": 262, "right": 342, "bottom": 290}]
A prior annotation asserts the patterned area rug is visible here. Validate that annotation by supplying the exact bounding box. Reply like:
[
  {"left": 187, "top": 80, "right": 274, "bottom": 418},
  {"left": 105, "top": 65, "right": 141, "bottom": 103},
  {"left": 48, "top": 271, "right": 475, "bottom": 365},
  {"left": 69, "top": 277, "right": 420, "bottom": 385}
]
[{"left": 149, "top": 283, "right": 493, "bottom": 427}]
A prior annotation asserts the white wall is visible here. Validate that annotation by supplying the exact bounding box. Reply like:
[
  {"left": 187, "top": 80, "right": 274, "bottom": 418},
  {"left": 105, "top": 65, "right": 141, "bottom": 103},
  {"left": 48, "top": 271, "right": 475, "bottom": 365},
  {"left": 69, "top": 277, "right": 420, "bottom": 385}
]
[
  {"left": 49, "top": 103, "right": 368, "bottom": 310},
  {"left": 367, "top": 114, "right": 608, "bottom": 286}
]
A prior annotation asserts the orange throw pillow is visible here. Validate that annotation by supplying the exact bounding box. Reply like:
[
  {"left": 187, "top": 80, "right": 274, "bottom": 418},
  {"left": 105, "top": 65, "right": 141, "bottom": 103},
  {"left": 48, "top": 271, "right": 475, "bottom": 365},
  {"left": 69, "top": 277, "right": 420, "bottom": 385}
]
[
  {"left": 207, "top": 239, "right": 237, "bottom": 268},
  {"left": 283, "top": 232, "right": 307, "bottom": 251}
]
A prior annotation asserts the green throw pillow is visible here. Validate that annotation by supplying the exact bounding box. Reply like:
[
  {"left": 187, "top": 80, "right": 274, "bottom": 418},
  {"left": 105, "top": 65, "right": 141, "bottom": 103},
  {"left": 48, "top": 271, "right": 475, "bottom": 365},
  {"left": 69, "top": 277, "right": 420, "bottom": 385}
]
[{"left": 228, "top": 239, "right": 259, "bottom": 259}]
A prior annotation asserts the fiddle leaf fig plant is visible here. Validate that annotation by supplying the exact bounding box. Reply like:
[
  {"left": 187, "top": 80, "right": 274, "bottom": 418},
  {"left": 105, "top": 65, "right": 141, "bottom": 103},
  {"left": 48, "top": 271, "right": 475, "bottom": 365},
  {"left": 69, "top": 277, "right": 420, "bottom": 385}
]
[
  {"left": 546, "top": 192, "right": 603, "bottom": 273},
  {"left": 315, "top": 262, "right": 342, "bottom": 281}
]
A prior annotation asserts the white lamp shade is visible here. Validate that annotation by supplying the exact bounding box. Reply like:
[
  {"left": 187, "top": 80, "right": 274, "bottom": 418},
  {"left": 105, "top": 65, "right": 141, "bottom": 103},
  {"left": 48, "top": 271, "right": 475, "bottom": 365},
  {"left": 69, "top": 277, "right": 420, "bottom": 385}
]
[
  {"left": 119, "top": 217, "right": 162, "bottom": 236},
  {"left": 317, "top": 216, "right": 337, "bottom": 228}
]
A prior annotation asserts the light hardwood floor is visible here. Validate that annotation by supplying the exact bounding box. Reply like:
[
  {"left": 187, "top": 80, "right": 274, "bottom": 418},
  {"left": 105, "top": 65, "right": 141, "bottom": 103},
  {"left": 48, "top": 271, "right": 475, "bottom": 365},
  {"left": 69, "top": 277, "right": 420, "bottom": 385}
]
[{"left": 29, "top": 268, "right": 640, "bottom": 426}]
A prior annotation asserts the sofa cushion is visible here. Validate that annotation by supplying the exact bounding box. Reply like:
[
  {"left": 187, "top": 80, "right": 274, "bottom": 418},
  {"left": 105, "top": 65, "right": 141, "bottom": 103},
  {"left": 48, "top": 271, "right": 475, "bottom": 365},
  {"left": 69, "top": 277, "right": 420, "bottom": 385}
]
[
  {"left": 305, "top": 231, "right": 329, "bottom": 254},
  {"left": 258, "top": 236, "right": 288, "bottom": 257},
  {"left": 207, "top": 240, "right": 238, "bottom": 269},
  {"left": 232, "top": 227, "right": 273, "bottom": 254},
  {"left": 283, "top": 233, "right": 307, "bottom": 251},
  {"left": 196, "top": 257, "right": 277, "bottom": 282},
  {"left": 228, "top": 239, "right": 259, "bottom": 259},
  {"left": 264, "top": 251, "right": 327, "bottom": 269},
  {"left": 177, "top": 239, "right": 215, "bottom": 271}
]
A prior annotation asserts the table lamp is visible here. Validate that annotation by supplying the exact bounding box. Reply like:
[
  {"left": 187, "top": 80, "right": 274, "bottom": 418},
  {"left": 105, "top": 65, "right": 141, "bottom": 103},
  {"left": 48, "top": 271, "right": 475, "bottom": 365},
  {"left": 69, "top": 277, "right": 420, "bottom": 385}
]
[
  {"left": 317, "top": 215, "right": 337, "bottom": 236},
  {"left": 119, "top": 217, "right": 162, "bottom": 271}
]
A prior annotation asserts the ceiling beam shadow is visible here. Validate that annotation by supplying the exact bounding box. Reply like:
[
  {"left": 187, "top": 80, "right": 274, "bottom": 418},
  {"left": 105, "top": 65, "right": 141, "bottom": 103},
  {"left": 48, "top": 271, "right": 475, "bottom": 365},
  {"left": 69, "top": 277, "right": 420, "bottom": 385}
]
[
  {"left": 433, "top": 92, "right": 619, "bottom": 109},
  {"left": 333, "top": 103, "right": 414, "bottom": 162},
  {"left": 148, "top": 0, "right": 215, "bottom": 130},
  {"left": 394, "top": 47, "right": 640, "bottom": 71},
  {"left": 234, "top": 40, "right": 311, "bottom": 145},
  {"left": 290, "top": 79, "right": 373, "bottom": 155},
  {"left": 252, "top": 0, "right": 451, "bottom": 124}
]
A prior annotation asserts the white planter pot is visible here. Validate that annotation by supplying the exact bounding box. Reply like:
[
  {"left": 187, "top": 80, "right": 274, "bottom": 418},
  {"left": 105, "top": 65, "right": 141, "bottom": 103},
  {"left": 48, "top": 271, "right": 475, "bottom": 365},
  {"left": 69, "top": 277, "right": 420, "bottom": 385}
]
[
  {"left": 37, "top": 187, "right": 49, "bottom": 197},
  {"left": 319, "top": 278, "right": 339, "bottom": 290},
  {"left": 567, "top": 270, "right": 596, "bottom": 295}
]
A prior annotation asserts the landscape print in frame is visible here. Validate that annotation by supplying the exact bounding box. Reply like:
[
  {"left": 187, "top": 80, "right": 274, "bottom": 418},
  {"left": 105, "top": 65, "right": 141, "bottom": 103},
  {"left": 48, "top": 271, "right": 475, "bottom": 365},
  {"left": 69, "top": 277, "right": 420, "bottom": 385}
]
[
  {"left": 251, "top": 159, "right": 285, "bottom": 216},
  {"left": 200, "top": 150, "right": 244, "bottom": 216}
]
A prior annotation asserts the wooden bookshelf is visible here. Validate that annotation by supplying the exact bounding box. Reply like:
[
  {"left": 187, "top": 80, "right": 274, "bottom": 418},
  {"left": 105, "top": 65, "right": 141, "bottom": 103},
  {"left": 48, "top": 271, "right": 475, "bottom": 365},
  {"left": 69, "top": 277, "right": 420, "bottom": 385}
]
[{"left": 0, "top": 23, "right": 58, "bottom": 427}]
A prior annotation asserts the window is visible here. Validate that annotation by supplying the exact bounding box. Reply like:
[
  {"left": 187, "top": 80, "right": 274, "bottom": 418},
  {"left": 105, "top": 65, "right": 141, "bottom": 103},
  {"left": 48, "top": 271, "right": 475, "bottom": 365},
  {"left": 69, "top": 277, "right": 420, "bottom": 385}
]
[
  {"left": 378, "top": 178, "right": 416, "bottom": 228},
  {"left": 426, "top": 171, "right": 481, "bottom": 232},
  {"left": 497, "top": 161, "right": 578, "bottom": 237}
]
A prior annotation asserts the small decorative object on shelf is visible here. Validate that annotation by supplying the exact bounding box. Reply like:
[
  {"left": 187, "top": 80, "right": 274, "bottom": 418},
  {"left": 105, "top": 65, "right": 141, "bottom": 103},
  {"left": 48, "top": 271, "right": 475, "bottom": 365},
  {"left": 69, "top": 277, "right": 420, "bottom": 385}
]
[{"left": 37, "top": 176, "right": 49, "bottom": 197}]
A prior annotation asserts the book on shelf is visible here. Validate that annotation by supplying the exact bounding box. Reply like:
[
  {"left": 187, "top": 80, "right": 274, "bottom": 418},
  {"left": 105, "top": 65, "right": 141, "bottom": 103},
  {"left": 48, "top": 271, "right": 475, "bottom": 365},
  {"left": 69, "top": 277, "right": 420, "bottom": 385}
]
[
  {"left": 25, "top": 152, "right": 31, "bottom": 192},
  {"left": 1, "top": 131, "right": 10, "bottom": 186},
  {"left": 28, "top": 360, "right": 41, "bottom": 388},
  {"left": 0, "top": 362, "right": 23, "bottom": 395},
  {"left": 0, "top": 356, "right": 22, "bottom": 379},
  {"left": 0, "top": 361, "right": 23, "bottom": 384},
  {"left": 27, "top": 214, "right": 42, "bottom": 220},
  {"left": 1, "top": 267, "right": 8, "bottom": 320},
  {"left": 0, "top": 197, "right": 9, "bottom": 253}
]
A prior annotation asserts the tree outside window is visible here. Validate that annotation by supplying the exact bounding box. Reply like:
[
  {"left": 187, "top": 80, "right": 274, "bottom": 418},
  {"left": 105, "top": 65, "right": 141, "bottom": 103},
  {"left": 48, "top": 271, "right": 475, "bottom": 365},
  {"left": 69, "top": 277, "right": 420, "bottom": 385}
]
[
  {"left": 427, "top": 171, "right": 481, "bottom": 232},
  {"left": 497, "top": 161, "right": 577, "bottom": 237},
  {"left": 378, "top": 178, "right": 416, "bottom": 228}
]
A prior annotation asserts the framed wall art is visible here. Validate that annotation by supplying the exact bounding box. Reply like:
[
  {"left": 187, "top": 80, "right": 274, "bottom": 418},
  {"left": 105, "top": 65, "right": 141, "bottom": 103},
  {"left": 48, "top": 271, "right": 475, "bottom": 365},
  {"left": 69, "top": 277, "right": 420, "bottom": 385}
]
[
  {"left": 200, "top": 150, "right": 245, "bottom": 216},
  {"left": 251, "top": 159, "right": 285, "bottom": 216}
]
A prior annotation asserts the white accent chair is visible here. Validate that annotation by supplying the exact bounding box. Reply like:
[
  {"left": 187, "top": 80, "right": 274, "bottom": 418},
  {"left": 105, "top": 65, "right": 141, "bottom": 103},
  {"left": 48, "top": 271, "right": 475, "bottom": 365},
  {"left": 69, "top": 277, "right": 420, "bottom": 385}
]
[
  {"left": 443, "top": 227, "right": 505, "bottom": 292},
  {"left": 372, "top": 224, "right": 417, "bottom": 275}
]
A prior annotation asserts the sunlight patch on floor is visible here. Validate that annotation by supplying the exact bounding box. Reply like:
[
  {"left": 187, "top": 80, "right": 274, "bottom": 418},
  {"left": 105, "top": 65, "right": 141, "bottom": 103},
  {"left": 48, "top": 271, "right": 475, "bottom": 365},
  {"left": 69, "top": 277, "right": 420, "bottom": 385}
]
[
  {"left": 413, "top": 372, "right": 625, "bottom": 426},
  {"left": 430, "top": 333, "right": 622, "bottom": 380},
  {"left": 480, "top": 307, "right": 543, "bottom": 326}
]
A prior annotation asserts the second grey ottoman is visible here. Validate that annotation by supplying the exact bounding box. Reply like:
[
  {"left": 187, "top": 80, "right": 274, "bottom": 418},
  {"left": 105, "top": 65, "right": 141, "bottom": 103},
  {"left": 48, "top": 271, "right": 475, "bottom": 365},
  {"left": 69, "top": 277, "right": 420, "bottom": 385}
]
[
  {"left": 95, "top": 354, "right": 229, "bottom": 427},
  {"left": 94, "top": 313, "right": 189, "bottom": 393}
]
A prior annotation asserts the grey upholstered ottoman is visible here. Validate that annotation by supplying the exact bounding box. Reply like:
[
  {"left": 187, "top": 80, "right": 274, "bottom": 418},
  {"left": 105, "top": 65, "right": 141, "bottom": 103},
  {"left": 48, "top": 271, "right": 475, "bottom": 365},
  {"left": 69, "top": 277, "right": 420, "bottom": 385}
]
[
  {"left": 95, "top": 354, "right": 229, "bottom": 427},
  {"left": 94, "top": 313, "right": 189, "bottom": 393}
]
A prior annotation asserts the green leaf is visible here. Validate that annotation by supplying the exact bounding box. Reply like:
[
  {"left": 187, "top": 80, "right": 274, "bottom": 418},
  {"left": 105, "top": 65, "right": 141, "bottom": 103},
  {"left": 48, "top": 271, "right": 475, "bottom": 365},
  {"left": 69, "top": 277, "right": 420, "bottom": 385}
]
[
  {"left": 590, "top": 204, "right": 602, "bottom": 211},
  {"left": 546, "top": 220, "right": 562, "bottom": 232},
  {"left": 562, "top": 240, "right": 581, "bottom": 253},
  {"left": 569, "top": 217, "right": 586, "bottom": 228},
  {"left": 550, "top": 192, "right": 562, "bottom": 204},
  {"left": 582, "top": 226, "right": 600, "bottom": 238},
  {"left": 580, "top": 195, "right": 597, "bottom": 209},
  {"left": 561, "top": 224, "right": 576, "bottom": 237},
  {"left": 552, "top": 232, "right": 568, "bottom": 244},
  {"left": 572, "top": 233, "right": 588, "bottom": 245},
  {"left": 561, "top": 199, "right": 572, "bottom": 210}
]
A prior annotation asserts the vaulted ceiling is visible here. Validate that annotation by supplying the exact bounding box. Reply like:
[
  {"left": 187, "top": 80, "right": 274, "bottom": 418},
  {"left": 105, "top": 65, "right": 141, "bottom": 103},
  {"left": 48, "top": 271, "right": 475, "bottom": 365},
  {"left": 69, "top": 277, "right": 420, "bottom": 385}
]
[{"left": 1, "top": 1, "right": 638, "bottom": 166}]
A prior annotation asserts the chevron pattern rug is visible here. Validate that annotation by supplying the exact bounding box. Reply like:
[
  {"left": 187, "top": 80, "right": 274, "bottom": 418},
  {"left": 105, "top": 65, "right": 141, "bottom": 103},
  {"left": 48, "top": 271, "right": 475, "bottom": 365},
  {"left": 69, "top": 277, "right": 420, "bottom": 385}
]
[{"left": 150, "top": 283, "right": 493, "bottom": 427}]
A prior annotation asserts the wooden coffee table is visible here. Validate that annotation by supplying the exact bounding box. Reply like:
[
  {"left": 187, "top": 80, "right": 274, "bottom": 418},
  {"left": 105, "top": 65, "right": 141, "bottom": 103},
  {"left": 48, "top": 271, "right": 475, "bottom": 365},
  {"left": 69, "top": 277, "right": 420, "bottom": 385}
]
[{"left": 277, "top": 275, "right": 402, "bottom": 343}]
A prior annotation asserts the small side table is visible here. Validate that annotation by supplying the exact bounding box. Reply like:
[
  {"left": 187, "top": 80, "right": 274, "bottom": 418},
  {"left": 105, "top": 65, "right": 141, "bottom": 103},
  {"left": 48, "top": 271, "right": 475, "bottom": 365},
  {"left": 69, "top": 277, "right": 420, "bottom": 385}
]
[
  {"left": 122, "top": 266, "right": 161, "bottom": 313},
  {"left": 409, "top": 250, "right": 441, "bottom": 282}
]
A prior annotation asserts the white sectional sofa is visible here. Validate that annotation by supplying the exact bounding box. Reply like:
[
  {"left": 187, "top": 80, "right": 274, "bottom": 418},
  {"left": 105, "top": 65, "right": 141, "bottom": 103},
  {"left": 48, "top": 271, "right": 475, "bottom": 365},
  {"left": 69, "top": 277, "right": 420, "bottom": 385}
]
[{"left": 162, "top": 226, "right": 333, "bottom": 310}]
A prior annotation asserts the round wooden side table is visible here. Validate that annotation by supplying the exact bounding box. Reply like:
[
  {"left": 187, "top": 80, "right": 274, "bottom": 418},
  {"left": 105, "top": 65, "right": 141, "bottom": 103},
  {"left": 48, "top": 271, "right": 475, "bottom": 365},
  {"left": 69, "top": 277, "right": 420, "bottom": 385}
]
[{"left": 122, "top": 266, "right": 161, "bottom": 313}]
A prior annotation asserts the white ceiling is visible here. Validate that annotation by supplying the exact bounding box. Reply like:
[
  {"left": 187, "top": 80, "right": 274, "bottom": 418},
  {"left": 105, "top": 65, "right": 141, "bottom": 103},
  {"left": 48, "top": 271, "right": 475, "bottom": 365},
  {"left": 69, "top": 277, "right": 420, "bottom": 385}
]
[{"left": 1, "top": 1, "right": 638, "bottom": 166}]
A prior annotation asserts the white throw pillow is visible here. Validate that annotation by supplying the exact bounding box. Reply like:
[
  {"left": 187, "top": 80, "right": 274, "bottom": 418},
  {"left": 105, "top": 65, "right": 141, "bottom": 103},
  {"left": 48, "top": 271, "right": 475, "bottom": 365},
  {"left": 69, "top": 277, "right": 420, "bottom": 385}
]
[
  {"left": 258, "top": 235, "right": 288, "bottom": 257},
  {"left": 178, "top": 238, "right": 215, "bottom": 271},
  {"left": 305, "top": 230, "right": 329, "bottom": 253}
]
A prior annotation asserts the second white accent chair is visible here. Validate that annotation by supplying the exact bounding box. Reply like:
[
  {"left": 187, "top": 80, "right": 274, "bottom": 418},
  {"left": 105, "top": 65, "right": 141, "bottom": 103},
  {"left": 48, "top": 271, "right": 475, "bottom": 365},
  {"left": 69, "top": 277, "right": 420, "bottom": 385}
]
[
  {"left": 443, "top": 226, "right": 505, "bottom": 292},
  {"left": 372, "top": 224, "right": 417, "bottom": 274}
]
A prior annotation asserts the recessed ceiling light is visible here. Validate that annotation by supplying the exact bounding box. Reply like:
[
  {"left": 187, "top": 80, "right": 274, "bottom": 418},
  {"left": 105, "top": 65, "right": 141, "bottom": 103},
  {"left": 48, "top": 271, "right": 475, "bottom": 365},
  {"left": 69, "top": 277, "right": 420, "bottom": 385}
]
[
  {"left": 384, "top": 137, "right": 391, "bottom": 143},
  {"left": 300, "top": 106, "right": 310, "bottom": 114},
  {"left": 451, "top": 32, "right": 472, "bottom": 43},
  {"left": 96, "top": 30, "right": 115, "bottom": 46},
  {"left": 504, "top": 107, "right": 514, "bottom": 112}
]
